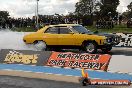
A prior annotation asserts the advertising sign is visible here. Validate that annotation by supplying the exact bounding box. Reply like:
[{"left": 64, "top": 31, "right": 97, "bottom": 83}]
[
  {"left": 46, "top": 52, "right": 111, "bottom": 71},
  {"left": 0, "top": 49, "right": 51, "bottom": 65},
  {"left": 90, "top": 79, "right": 131, "bottom": 85}
]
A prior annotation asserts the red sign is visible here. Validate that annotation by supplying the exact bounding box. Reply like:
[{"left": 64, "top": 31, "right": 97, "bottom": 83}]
[{"left": 46, "top": 52, "right": 111, "bottom": 71}]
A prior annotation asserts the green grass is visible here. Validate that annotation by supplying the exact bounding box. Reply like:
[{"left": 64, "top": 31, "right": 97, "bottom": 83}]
[
  {"left": 87, "top": 24, "right": 132, "bottom": 33},
  {"left": 11, "top": 24, "right": 132, "bottom": 33}
]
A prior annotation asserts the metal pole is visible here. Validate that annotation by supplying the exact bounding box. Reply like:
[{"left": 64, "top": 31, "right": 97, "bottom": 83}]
[{"left": 36, "top": 0, "right": 39, "bottom": 29}]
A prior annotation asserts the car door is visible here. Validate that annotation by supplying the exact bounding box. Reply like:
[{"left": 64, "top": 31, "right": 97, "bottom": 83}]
[
  {"left": 43, "top": 27, "right": 59, "bottom": 45},
  {"left": 58, "top": 27, "right": 76, "bottom": 45}
]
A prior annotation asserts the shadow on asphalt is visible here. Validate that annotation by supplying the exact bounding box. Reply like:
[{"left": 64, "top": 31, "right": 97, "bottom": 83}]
[
  {"left": 109, "top": 50, "right": 132, "bottom": 56},
  {"left": 53, "top": 47, "right": 132, "bottom": 56}
]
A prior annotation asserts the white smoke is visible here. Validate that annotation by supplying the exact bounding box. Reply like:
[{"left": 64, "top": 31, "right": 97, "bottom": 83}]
[{"left": 0, "top": 29, "right": 36, "bottom": 50}]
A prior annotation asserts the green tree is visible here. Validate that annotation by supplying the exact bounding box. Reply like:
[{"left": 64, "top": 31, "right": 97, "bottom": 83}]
[
  {"left": 122, "top": 2, "right": 132, "bottom": 19},
  {"left": 0, "top": 11, "right": 10, "bottom": 20},
  {"left": 75, "top": 0, "right": 95, "bottom": 16},
  {"left": 127, "top": 2, "right": 132, "bottom": 18},
  {"left": 99, "top": 0, "right": 120, "bottom": 20},
  {"left": 128, "top": 2, "right": 132, "bottom": 12},
  {"left": 75, "top": 0, "right": 97, "bottom": 25}
]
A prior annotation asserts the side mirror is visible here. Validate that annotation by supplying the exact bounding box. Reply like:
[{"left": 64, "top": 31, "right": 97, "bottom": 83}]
[{"left": 69, "top": 32, "right": 74, "bottom": 34}]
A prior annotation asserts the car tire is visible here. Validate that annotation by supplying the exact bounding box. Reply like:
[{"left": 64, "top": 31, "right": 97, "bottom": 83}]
[
  {"left": 84, "top": 42, "right": 97, "bottom": 54},
  {"left": 101, "top": 46, "right": 112, "bottom": 53},
  {"left": 34, "top": 41, "right": 47, "bottom": 51}
]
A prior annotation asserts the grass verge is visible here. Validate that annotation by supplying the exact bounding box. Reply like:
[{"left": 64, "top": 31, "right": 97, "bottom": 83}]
[{"left": 87, "top": 25, "right": 132, "bottom": 33}]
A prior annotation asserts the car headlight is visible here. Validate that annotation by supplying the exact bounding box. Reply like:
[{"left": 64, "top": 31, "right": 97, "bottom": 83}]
[
  {"left": 106, "top": 38, "right": 111, "bottom": 43},
  {"left": 104, "top": 38, "right": 112, "bottom": 44}
]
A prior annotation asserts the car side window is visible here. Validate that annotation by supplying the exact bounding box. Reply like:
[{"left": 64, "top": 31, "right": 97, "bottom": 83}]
[
  {"left": 59, "top": 27, "right": 71, "bottom": 34},
  {"left": 45, "top": 27, "right": 58, "bottom": 34}
]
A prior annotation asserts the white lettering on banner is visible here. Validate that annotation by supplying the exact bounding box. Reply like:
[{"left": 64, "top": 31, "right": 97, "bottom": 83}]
[
  {"left": 47, "top": 52, "right": 111, "bottom": 70},
  {"left": 91, "top": 81, "right": 130, "bottom": 85},
  {"left": 48, "top": 59, "right": 106, "bottom": 69},
  {"left": 4, "top": 51, "right": 39, "bottom": 64},
  {"left": 57, "top": 53, "right": 100, "bottom": 61}
]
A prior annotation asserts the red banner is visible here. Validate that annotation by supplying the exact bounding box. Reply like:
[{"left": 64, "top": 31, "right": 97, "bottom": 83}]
[{"left": 46, "top": 52, "right": 111, "bottom": 71}]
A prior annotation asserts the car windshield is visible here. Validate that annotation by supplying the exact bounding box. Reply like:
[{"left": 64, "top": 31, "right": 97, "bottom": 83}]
[{"left": 72, "top": 26, "right": 93, "bottom": 34}]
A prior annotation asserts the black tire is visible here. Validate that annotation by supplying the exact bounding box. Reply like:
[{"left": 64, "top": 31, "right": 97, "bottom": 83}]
[
  {"left": 84, "top": 42, "right": 97, "bottom": 54},
  {"left": 101, "top": 46, "right": 112, "bottom": 53}
]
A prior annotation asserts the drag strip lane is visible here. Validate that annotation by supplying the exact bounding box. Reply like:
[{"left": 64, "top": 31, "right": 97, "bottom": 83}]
[{"left": 0, "top": 64, "right": 131, "bottom": 82}]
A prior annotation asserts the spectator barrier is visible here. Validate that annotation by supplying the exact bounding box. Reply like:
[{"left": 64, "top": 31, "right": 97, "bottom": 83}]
[{"left": 0, "top": 49, "right": 111, "bottom": 71}]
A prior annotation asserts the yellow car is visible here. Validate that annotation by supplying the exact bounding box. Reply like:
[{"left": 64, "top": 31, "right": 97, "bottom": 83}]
[{"left": 23, "top": 24, "right": 120, "bottom": 53}]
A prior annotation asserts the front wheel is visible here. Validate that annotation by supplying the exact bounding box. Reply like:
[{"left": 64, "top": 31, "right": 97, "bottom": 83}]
[{"left": 84, "top": 42, "right": 97, "bottom": 54}]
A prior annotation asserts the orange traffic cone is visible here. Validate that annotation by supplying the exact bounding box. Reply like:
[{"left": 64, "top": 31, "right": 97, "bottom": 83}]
[
  {"left": 82, "top": 68, "right": 89, "bottom": 78},
  {"left": 78, "top": 68, "right": 91, "bottom": 86}
]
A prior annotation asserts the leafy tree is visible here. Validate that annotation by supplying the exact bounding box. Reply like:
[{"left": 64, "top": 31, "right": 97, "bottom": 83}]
[
  {"left": 0, "top": 11, "right": 10, "bottom": 20},
  {"left": 75, "top": 0, "right": 95, "bottom": 16},
  {"left": 128, "top": 2, "right": 132, "bottom": 12},
  {"left": 127, "top": 2, "right": 132, "bottom": 18},
  {"left": 74, "top": 0, "right": 120, "bottom": 22},
  {"left": 93, "top": 1, "right": 102, "bottom": 20},
  {"left": 99, "top": 0, "right": 120, "bottom": 20},
  {"left": 122, "top": 2, "right": 132, "bottom": 19},
  {"left": 75, "top": 0, "right": 96, "bottom": 25}
]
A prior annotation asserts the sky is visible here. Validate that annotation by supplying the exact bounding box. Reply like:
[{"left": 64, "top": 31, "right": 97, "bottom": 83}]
[{"left": 0, "top": 0, "right": 131, "bottom": 18}]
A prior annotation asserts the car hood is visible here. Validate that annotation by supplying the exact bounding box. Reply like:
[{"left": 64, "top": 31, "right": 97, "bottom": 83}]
[{"left": 92, "top": 32, "right": 119, "bottom": 38}]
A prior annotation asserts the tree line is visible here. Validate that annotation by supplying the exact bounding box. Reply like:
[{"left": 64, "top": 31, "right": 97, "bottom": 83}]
[{"left": 0, "top": 0, "right": 132, "bottom": 29}]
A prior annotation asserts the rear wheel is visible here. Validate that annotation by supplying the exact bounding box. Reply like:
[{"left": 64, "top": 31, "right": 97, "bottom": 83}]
[
  {"left": 34, "top": 41, "right": 47, "bottom": 51},
  {"left": 84, "top": 42, "right": 97, "bottom": 54}
]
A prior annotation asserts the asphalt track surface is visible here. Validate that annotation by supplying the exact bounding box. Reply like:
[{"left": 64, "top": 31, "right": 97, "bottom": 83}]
[{"left": 0, "top": 75, "right": 131, "bottom": 88}]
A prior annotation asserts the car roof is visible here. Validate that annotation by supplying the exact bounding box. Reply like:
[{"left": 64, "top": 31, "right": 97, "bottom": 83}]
[
  {"left": 37, "top": 24, "right": 81, "bottom": 32},
  {"left": 48, "top": 24, "right": 81, "bottom": 27}
]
